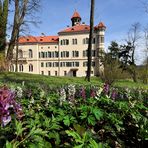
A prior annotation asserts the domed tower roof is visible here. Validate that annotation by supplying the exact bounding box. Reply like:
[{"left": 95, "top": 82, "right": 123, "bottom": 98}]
[
  {"left": 95, "top": 22, "right": 106, "bottom": 30},
  {"left": 71, "top": 11, "right": 81, "bottom": 19},
  {"left": 71, "top": 10, "right": 82, "bottom": 26}
]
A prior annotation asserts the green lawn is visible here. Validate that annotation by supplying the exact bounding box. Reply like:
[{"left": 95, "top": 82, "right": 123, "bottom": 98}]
[{"left": 0, "top": 72, "right": 148, "bottom": 89}]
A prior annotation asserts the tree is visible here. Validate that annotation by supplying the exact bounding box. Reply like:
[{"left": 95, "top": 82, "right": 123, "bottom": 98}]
[
  {"left": 85, "top": 0, "right": 95, "bottom": 82},
  {"left": 102, "top": 41, "right": 121, "bottom": 84},
  {"left": 6, "top": 0, "right": 40, "bottom": 68},
  {"left": 0, "top": 0, "right": 9, "bottom": 71},
  {"left": 119, "top": 23, "right": 141, "bottom": 82},
  {"left": 144, "top": 25, "right": 148, "bottom": 66},
  {"left": 0, "top": 0, "right": 9, "bottom": 53}
]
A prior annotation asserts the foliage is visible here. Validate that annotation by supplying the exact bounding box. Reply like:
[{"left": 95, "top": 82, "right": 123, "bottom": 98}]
[
  {"left": 102, "top": 41, "right": 121, "bottom": 84},
  {"left": 0, "top": 82, "right": 147, "bottom": 147}
]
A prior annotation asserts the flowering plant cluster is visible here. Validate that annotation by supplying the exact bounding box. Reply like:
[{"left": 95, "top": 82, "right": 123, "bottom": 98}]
[
  {"left": 0, "top": 82, "right": 147, "bottom": 148},
  {"left": 0, "top": 86, "right": 23, "bottom": 126}
]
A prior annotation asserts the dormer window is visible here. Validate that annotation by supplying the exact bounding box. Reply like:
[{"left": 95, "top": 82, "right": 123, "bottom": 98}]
[{"left": 27, "top": 39, "right": 29, "bottom": 41}]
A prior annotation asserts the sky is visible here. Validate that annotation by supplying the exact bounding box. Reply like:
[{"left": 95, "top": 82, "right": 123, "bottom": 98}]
[{"left": 10, "top": 0, "right": 148, "bottom": 65}]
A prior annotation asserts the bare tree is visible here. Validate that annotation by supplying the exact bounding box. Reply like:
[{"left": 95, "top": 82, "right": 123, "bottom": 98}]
[
  {"left": 6, "top": 0, "right": 40, "bottom": 68},
  {"left": 127, "top": 22, "right": 141, "bottom": 64},
  {"left": 144, "top": 25, "right": 148, "bottom": 64},
  {"left": 85, "top": 0, "right": 95, "bottom": 82},
  {"left": 119, "top": 23, "right": 141, "bottom": 82},
  {"left": 141, "top": 0, "right": 148, "bottom": 13}
]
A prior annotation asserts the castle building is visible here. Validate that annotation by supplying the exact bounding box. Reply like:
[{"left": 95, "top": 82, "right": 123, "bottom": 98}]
[{"left": 10, "top": 11, "right": 106, "bottom": 77}]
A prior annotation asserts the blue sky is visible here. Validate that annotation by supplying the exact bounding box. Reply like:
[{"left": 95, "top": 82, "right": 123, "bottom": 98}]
[{"left": 11, "top": 0, "right": 148, "bottom": 64}]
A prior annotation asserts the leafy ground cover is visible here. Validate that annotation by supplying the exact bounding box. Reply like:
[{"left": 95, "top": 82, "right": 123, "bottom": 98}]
[
  {"left": 0, "top": 72, "right": 148, "bottom": 90},
  {"left": 0, "top": 79, "right": 147, "bottom": 147}
]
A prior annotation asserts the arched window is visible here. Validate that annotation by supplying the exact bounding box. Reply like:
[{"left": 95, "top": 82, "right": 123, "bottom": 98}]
[
  {"left": 10, "top": 64, "right": 14, "bottom": 72},
  {"left": 29, "top": 64, "right": 33, "bottom": 72},
  {"left": 29, "top": 49, "right": 33, "bottom": 58},
  {"left": 18, "top": 50, "right": 23, "bottom": 58},
  {"left": 19, "top": 64, "right": 23, "bottom": 72}
]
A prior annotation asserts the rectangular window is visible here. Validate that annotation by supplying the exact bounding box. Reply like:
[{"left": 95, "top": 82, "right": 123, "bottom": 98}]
[
  {"left": 92, "top": 50, "right": 96, "bottom": 57},
  {"left": 93, "top": 38, "right": 96, "bottom": 44},
  {"left": 64, "top": 71, "right": 67, "bottom": 76},
  {"left": 76, "top": 51, "right": 79, "bottom": 57},
  {"left": 92, "top": 62, "right": 95, "bottom": 67},
  {"left": 48, "top": 52, "right": 51, "bottom": 58},
  {"left": 75, "top": 62, "right": 79, "bottom": 67},
  {"left": 83, "top": 62, "right": 87, "bottom": 67},
  {"left": 72, "top": 39, "right": 77, "bottom": 45},
  {"left": 52, "top": 52, "right": 54, "bottom": 58},
  {"left": 66, "top": 40, "right": 69, "bottom": 45},
  {"left": 41, "top": 71, "right": 44, "bottom": 75},
  {"left": 55, "top": 71, "right": 57, "bottom": 76},
  {"left": 83, "top": 50, "right": 88, "bottom": 57},
  {"left": 41, "top": 62, "right": 44, "bottom": 67},
  {"left": 101, "top": 36, "right": 104, "bottom": 43},
  {"left": 55, "top": 51, "right": 59, "bottom": 58},
  {"left": 66, "top": 51, "right": 69, "bottom": 57},
  {"left": 48, "top": 71, "right": 50, "bottom": 76}
]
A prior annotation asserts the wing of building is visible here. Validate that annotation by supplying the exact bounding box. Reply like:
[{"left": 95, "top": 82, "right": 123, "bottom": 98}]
[{"left": 10, "top": 11, "right": 106, "bottom": 77}]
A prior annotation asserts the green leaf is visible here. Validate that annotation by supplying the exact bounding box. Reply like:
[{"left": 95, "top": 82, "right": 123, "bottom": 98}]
[
  {"left": 15, "top": 120, "right": 26, "bottom": 137},
  {"left": 91, "top": 108, "right": 103, "bottom": 120},
  {"left": 63, "top": 115, "right": 70, "bottom": 126},
  {"left": 89, "top": 139, "right": 100, "bottom": 148},
  {"left": 33, "top": 128, "right": 48, "bottom": 136},
  {"left": 66, "top": 130, "right": 82, "bottom": 142},
  {"left": 73, "top": 124, "right": 86, "bottom": 136},
  {"left": 74, "top": 144, "right": 84, "bottom": 148},
  {"left": 5, "top": 141, "right": 13, "bottom": 148},
  {"left": 87, "top": 115, "right": 96, "bottom": 126}
]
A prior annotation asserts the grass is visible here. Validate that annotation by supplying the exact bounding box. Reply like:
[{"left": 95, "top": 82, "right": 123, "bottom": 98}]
[{"left": 0, "top": 72, "right": 148, "bottom": 89}]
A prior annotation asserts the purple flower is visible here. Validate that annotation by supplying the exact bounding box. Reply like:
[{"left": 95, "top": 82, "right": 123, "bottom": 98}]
[
  {"left": 103, "top": 83, "right": 110, "bottom": 95},
  {"left": 2, "top": 116, "right": 11, "bottom": 127},
  {"left": 90, "top": 87, "right": 96, "bottom": 98},
  {"left": 80, "top": 87, "right": 86, "bottom": 100},
  {"left": 0, "top": 86, "right": 23, "bottom": 126},
  {"left": 111, "top": 89, "right": 117, "bottom": 101}
]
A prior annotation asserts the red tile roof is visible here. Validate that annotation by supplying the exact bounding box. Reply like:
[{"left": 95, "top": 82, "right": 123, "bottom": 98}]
[
  {"left": 71, "top": 11, "right": 81, "bottom": 19},
  {"left": 19, "top": 36, "right": 59, "bottom": 44},
  {"left": 59, "top": 24, "right": 90, "bottom": 33},
  {"left": 95, "top": 22, "right": 106, "bottom": 29}
]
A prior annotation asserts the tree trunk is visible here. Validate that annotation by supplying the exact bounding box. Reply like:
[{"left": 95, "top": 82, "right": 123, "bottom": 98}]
[
  {"left": 0, "top": 0, "right": 9, "bottom": 53},
  {"left": 15, "top": 33, "right": 19, "bottom": 72},
  {"left": 6, "top": 0, "right": 28, "bottom": 64},
  {"left": 85, "top": 0, "right": 95, "bottom": 82}
]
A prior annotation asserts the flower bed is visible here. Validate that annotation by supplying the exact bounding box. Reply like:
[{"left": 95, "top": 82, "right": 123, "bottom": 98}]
[{"left": 0, "top": 84, "right": 147, "bottom": 147}]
